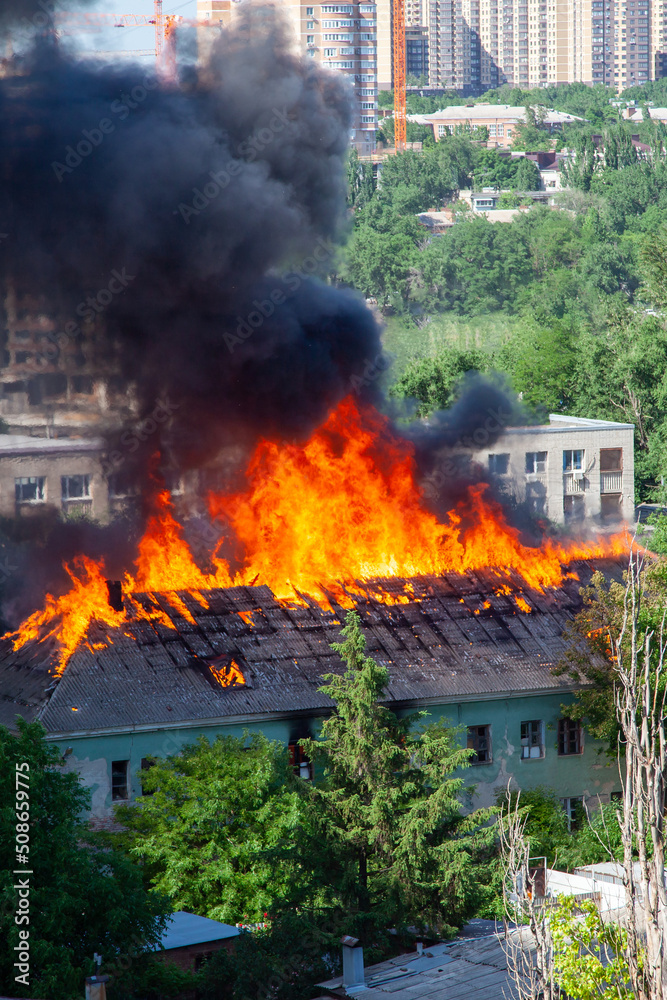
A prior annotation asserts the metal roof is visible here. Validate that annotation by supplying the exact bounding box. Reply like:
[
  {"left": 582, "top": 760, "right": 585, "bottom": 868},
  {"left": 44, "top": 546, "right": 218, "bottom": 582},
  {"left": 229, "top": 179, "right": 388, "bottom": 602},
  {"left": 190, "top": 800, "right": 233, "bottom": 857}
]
[
  {"left": 317, "top": 926, "right": 533, "bottom": 999},
  {"left": 151, "top": 911, "right": 240, "bottom": 951},
  {"left": 0, "top": 561, "right": 619, "bottom": 736}
]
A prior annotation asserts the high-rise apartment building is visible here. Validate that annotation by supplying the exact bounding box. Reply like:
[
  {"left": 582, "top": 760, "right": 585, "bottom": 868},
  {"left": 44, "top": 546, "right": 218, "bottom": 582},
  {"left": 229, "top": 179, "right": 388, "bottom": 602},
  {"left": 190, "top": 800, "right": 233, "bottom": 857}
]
[
  {"left": 197, "top": 0, "right": 377, "bottom": 147},
  {"left": 387, "top": 0, "right": 662, "bottom": 96}
]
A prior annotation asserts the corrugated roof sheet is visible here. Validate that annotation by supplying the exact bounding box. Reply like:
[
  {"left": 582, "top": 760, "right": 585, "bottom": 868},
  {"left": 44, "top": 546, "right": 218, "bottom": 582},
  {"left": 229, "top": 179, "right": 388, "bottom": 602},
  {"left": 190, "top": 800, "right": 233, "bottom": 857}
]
[{"left": 0, "top": 561, "right": 620, "bottom": 734}]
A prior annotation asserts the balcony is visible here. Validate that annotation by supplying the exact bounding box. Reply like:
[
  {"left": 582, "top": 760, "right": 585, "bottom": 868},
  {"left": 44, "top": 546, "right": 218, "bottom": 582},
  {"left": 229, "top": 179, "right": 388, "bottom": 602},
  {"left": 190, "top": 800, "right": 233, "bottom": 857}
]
[
  {"left": 600, "top": 471, "right": 623, "bottom": 493},
  {"left": 563, "top": 473, "right": 586, "bottom": 494}
]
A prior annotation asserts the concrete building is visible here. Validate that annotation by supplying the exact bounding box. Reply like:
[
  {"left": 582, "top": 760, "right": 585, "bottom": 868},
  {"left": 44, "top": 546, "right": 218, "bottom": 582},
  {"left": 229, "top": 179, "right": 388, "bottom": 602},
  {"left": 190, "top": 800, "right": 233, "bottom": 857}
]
[
  {"left": 196, "top": 0, "right": 378, "bottom": 146},
  {"left": 485, "top": 414, "right": 635, "bottom": 525},
  {"left": 422, "top": 103, "right": 582, "bottom": 144},
  {"left": 282, "top": 0, "right": 379, "bottom": 148},
  {"left": 0, "top": 435, "right": 107, "bottom": 521},
  {"left": 0, "top": 560, "right": 623, "bottom": 821},
  {"left": 392, "top": 0, "right": 661, "bottom": 95}
]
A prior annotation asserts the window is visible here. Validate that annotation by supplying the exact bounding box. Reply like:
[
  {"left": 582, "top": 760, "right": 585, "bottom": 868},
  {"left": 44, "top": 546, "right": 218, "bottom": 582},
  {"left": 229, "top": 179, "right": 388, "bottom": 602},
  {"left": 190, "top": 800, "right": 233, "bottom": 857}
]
[
  {"left": 521, "top": 720, "right": 544, "bottom": 759},
  {"left": 15, "top": 477, "right": 45, "bottom": 503},
  {"left": 562, "top": 796, "right": 583, "bottom": 831},
  {"left": 467, "top": 725, "right": 492, "bottom": 764},
  {"left": 307, "top": 19, "right": 315, "bottom": 27},
  {"left": 525, "top": 451, "right": 547, "bottom": 474},
  {"left": 558, "top": 718, "right": 582, "bottom": 755},
  {"left": 61, "top": 474, "right": 91, "bottom": 500},
  {"left": 307, "top": 34, "right": 314, "bottom": 43},
  {"left": 563, "top": 449, "right": 584, "bottom": 472},
  {"left": 306, "top": 5, "right": 314, "bottom": 12},
  {"left": 111, "top": 760, "right": 129, "bottom": 801},
  {"left": 288, "top": 741, "right": 313, "bottom": 779},
  {"left": 489, "top": 453, "right": 510, "bottom": 475},
  {"left": 563, "top": 494, "right": 585, "bottom": 523},
  {"left": 324, "top": 47, "right": 337, "bottom": 56},
  {"left": 600, "top": 448, "right": 622, "bottom": 472}
]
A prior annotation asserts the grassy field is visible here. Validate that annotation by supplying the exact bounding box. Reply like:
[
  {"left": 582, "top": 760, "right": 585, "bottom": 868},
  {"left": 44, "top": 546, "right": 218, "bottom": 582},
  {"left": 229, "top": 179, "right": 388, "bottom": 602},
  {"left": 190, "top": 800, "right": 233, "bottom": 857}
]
[{"left": 380, "top": 312, "right": 517, "bottom": 386}]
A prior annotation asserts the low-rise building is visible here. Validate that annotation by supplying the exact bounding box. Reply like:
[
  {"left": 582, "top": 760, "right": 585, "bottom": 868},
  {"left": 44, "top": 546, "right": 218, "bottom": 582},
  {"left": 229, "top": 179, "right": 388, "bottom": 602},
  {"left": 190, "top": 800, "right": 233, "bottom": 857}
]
[
  {"left": 150, "top": 912, "right": 240, "bottom": 971},
  {"left": 484, "top": 414, "right": 634, "bottom": 526},
  {"left": 422, "top": 105, "right": 583, "bottom": 147},
  {"left": 0, "top": 563, "right": 622, "bottom": 821}
]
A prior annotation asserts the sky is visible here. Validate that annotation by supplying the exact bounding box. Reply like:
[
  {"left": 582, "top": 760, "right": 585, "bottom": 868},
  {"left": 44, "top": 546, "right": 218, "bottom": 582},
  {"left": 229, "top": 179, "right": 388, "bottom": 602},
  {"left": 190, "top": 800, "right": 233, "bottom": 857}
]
[{"left": 66, "top": 0, "right": 199, "bottom": 59}]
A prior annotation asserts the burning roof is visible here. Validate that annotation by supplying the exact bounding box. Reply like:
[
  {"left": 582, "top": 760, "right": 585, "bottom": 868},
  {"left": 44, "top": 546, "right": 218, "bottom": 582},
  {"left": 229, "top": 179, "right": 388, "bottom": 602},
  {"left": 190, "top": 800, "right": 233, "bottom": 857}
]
[{"left": 0, "top": 560, "right": 621, "bottom": 735}]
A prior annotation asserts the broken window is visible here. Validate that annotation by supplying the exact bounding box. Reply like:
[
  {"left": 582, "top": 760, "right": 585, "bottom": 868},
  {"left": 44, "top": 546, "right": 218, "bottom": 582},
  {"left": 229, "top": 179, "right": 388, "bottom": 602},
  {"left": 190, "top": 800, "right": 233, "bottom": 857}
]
[
  {"left": 61, "top": 474, "right": 91, "bottom": 500},
  {"left": 525, "top": 451, "right": 547, "bottom": 474},
  {"left": 111, "top": 760, "right": 129, "bottom": 801},
  {"left": 488, "top": 453, "right": 510, "bottom": 475},
  {"left": 558, "top": 718, "right": 582, "bottom": 755},
  {"left": 15, "top": 477, "right": 45, "bottom": 503},
  {"left": 562, "top": 796, "right": 583, "bottom": 831},
  {"left": 288, "top": 741, "right": 313, "bottom": 780},
  {"left": 563, "top": 494, "right": 585, "bottom": 523},
  {"left": 520, "top": 720, "right": 544, "bottom": 759},
  {"left": 467, "top": 725, "right": 492, "bottom": 764}
]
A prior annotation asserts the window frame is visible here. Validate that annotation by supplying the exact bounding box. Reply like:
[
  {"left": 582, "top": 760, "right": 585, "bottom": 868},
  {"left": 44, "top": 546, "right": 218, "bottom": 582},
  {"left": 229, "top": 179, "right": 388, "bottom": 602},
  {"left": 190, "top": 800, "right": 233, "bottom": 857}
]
[
  {"left": 15, "top": 476, "right": 46, "bottom": 503},
  {"left": 61, "top": 473, "right": 91, "bottom": 501},
  {"left": 557, "top": 717, "right": 583, "bottom": 756},
  {"left": 288, "top": 741, "right": 313, "bottom": 780},
  {"left": 488, "top": 453, "right": 510, "bottom": 476},
  {"left": 525, "top": 450, "right": 547, "bottom": 475},
  {"left": 111, "top": 759, "right": 130, "bottom": 801},
  {"left": 600, "top": 447, "right": 622, "bottom": 472},
  {"left": 467, "top": 725, "right": 492, "bottom": 765},
  {"left": 520, "top": 719, "right": 545, "bottom": 759},
  {"left": 563, "top": 449, "right": 584, "bottom": 472}
]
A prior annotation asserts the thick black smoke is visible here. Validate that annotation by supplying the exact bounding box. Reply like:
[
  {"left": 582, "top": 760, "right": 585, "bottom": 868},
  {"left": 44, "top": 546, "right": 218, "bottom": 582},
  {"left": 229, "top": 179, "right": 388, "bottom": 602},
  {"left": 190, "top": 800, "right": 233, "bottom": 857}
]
[{"left": 0, "top": 4, "right": 381, "bottom": 479}]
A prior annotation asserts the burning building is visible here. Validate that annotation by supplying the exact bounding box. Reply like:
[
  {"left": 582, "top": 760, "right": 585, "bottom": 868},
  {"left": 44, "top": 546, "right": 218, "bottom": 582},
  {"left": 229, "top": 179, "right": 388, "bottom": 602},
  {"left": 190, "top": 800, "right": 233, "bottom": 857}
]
[
  {"left": 0, "top": 556, "right": 623, "bottom": 820},
  {"left": 0, "top": 2, "right": 632, "bottom": 824}
]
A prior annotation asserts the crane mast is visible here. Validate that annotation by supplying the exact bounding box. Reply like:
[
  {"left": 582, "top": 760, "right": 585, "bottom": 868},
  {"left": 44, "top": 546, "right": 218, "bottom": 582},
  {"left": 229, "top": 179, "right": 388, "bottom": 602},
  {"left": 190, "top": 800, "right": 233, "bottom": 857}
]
[{"left": 392, "top": 0, "right": 406, "bottom": 152}]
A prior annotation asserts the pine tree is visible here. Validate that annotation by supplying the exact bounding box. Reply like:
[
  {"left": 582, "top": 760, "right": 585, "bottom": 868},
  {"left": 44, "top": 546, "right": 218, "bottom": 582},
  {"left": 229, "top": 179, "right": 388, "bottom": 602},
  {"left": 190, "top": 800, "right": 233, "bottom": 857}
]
[{"left": 301, "top": 611, "right": 495, "bottom": 937}]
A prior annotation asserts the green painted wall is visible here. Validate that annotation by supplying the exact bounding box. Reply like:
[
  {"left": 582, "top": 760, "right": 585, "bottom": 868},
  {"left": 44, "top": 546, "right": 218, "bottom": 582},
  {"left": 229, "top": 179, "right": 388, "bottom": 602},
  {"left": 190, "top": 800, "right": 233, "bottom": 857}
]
[{"left": 47, "top": 691, "right": 619, "bottom": 820}]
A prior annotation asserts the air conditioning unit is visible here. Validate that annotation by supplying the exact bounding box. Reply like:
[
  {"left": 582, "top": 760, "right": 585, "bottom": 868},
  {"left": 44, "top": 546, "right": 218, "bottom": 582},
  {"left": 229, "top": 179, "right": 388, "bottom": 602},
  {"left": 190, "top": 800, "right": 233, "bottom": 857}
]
[{"left": 573, "top": 470, "right": 585, "bottom": 481}]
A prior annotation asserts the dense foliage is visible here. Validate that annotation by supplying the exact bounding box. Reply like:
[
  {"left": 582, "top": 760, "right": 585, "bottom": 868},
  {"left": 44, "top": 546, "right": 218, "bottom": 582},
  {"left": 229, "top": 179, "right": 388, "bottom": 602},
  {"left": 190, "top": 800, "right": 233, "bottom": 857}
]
[
  {"left": 0, "top": 720, "right": 168, "bottom": 1000},
  {"left": 343, "top": 108, "right": 667, "bottom": 500}
]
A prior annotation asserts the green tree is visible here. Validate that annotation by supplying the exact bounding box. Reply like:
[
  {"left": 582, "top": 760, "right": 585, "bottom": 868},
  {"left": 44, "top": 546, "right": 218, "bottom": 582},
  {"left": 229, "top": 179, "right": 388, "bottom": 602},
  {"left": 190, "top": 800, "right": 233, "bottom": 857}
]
[
  {"left": 512, "top": 155, "right": 541, "bottom": 191},
  {"left": 302, "top": 611, "right": 494, "bottom": 935},
  {"left": 0, "top": 719, "right": 168, "bottom": 1000},
  {"left": 116, "top": 732, "right": 306, "bottom": 924},
  {"left": 552, "top": 896, "right": 634, "bottom": 1000},
  {"left": 389, "top": 347, "right": 489, "bottom": 416}
]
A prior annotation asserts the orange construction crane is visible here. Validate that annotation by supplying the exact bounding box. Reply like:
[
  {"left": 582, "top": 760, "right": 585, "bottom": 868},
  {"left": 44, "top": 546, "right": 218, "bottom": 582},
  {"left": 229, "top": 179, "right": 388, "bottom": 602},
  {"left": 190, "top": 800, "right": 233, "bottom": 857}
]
[
  {"left": 392, "top": 0, "right": 406, "bottom": 151},
  {"left": 55, "top": 11, "right": 167, "bottom": 72}
]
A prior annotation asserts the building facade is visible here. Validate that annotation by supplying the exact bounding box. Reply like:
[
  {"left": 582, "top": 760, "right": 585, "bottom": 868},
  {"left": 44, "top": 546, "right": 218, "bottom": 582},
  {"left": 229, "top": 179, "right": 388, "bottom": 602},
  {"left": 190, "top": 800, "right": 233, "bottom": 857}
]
[
  {"left": 422, "top": 103, "right": 582, "bottom": 143},
  {"left": 382, "top": 0, "right": 663, "bottom": 95},
  {"left": 0, "top": 562, "right": 624, "bottom": 821},
  {"left": 484, "top": 414, "right": 635, "bottom": 525},
  {"left": 283, "top": 0, "right": 379, "bottom": 147}
]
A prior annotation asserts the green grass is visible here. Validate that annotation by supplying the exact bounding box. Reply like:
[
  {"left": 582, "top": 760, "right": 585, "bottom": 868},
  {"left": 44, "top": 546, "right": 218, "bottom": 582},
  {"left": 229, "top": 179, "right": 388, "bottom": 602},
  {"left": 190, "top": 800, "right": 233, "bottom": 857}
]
[{"left": 380, "top": 311, "right": 517, "bottom": 384}]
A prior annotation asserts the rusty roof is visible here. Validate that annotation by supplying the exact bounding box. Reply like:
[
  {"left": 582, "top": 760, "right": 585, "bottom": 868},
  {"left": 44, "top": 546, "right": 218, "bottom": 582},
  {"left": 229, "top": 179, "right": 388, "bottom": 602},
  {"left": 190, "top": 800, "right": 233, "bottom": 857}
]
[{"left": 0, "top": 561, "right": 618, "bottom": 735}]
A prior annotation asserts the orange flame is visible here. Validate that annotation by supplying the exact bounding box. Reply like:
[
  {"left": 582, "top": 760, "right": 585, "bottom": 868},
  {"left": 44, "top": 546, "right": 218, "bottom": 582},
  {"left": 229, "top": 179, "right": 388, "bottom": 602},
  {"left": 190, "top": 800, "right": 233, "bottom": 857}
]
[
  {"left": 5, "top": 397, "right": 630, "bottom": 674},
  {"left": 209, "top": 397, "right": 628, "bottom": 604},
  {"left": 209, "top": 657, "right": 245, "bottom": 688}
]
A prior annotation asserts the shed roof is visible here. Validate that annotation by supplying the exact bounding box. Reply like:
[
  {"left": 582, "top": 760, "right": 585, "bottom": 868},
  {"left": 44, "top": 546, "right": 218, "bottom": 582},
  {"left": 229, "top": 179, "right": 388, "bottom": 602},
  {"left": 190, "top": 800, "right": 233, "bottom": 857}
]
[
  {"left": 152, "top": 911, "right": 240, "bottom": 951},
  {"left": 0, "top": 560, "right": 619, "bottom": 736},
  {"left": 423, "top": 105, "right": 582, "bottom": 124}
]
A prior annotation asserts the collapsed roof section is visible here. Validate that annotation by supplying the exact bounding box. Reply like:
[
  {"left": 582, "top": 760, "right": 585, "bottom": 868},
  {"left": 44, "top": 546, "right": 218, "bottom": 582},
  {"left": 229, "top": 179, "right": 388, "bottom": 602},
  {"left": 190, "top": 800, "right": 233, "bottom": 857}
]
[{"left": 0, "top": 561, "right": 619, "bottom": 735}]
